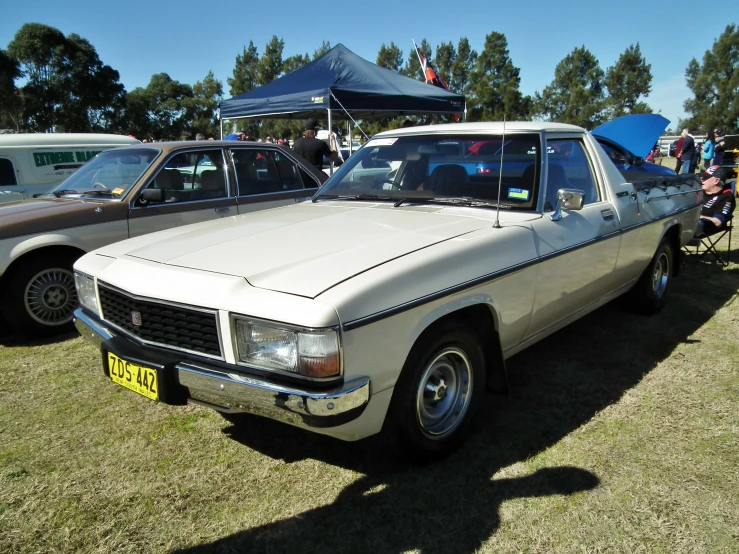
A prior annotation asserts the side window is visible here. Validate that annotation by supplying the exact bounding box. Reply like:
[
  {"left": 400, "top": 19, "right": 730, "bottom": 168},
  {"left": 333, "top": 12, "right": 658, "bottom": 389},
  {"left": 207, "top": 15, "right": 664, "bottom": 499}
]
[
  {"left": 0, "top": 158, "right": 17, "bottom": 186},
  {"left": 299, "top": 167, "right": 320, "bottom": 189},
  {"left": 270, "top": 150, "right": 304, "bottom": 191},
  {"left": 144, "top": 150, "right": 227, "bottom": 204},
  {"left": 599, "top": 142, "right": 628, "bottom": 165},
  {"left": 231, "top": 149, "right": 282, "bottom": 196},
  {"left": 545, "top": 139, "right": 600, "bottom": 209}
]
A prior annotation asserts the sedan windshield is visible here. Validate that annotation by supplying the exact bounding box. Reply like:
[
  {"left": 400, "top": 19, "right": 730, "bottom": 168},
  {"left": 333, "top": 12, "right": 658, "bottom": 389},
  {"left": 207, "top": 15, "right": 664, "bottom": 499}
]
[
  {"left": 47, "top": 148, "right": 160, "bottom": 200},
  {"left": 314, "top": 133, "right": 542, "bottom": 210}
]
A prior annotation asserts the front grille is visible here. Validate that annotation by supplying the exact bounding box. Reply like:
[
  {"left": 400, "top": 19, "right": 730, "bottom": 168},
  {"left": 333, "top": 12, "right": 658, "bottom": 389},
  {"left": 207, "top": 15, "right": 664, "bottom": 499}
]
[{"left": 98, "top": 283, "right": 222, "bottom": 358}]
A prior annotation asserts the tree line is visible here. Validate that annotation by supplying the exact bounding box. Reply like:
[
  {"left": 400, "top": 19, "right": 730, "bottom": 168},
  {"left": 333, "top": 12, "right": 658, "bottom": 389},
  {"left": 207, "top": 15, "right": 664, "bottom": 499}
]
[{"left": 1, "top": 23, "right": 737, "bottom": 140}]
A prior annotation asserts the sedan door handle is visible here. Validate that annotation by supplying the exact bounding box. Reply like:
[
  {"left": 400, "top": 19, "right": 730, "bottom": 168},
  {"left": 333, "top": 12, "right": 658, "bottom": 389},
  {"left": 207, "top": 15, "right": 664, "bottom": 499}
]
[
  {"left": 215, "top": 205, "right": 231, "bottom": 213},
  {"left": 601, "top": 209, "right": 614, "bottom": 219}
]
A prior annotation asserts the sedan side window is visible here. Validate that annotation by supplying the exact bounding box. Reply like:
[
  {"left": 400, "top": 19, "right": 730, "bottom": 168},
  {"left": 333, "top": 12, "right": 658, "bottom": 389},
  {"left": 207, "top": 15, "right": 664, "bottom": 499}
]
[
  {"left": 232, "top": 149, "right": 282, "bottom": 196},
  {"left": 545, "top": 139, "right": 600, "bottom": 209},
  {"left": 270, "top": 150, "right": 305, "bottom": 190},
  {"left": 142, "top": 150, "right": 227, "bottom": 204}
]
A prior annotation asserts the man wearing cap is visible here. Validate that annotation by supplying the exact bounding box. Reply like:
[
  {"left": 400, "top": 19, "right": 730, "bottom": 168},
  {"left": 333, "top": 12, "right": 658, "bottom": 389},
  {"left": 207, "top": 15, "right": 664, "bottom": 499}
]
[
  {"left": 694, "top": 165, "right": 735, "bottom": 237},
  {"left": 292, "top": 118, "right": 337, "bottom": 171},
  {"left": 712, "top": 129, "right": 726, "bottom": 167}
]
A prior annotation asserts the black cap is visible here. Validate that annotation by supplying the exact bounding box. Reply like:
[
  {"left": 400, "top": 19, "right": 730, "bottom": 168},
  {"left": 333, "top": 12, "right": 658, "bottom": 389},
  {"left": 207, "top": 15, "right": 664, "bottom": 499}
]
[
  {"left": 700, "top": 165, "right": 724, "bottom": 181},
  {"left": 304, "top": 118, "right": 319, "bottom": 131}
]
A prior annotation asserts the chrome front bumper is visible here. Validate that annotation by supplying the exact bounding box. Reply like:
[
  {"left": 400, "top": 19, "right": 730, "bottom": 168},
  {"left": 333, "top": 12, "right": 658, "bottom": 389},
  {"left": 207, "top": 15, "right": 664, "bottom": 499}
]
[{"left": 74, "top": 309, "right": 371, "bottom": 429}]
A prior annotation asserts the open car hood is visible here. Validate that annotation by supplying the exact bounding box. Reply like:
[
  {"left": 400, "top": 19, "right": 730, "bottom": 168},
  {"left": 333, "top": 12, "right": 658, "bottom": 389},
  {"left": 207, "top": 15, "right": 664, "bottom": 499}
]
[{"left": 592, "top": 114, "right": 670, "bottom": 158}]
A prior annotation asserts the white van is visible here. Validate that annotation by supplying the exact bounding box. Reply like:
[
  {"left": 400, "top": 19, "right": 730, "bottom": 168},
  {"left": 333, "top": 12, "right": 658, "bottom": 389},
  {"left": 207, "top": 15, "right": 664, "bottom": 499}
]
[{"left": 0, "top": 133, "right": 140, "bottom": 203}]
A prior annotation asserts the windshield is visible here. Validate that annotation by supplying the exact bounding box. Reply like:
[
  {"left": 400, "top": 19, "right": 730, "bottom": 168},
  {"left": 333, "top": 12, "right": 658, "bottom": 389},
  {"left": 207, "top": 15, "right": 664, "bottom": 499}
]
[
  {"left": 315, "top": 133, "right": 542, "bottom": 210},
  {"left": 48, "top": 148, "right": 160, "bottom": 200}
]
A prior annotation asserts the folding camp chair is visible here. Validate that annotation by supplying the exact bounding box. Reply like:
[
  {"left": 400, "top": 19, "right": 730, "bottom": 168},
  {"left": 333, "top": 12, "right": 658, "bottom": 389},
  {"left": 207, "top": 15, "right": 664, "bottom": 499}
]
[{"left": 682, "top": 181, "right": 735, "bottom": 266}]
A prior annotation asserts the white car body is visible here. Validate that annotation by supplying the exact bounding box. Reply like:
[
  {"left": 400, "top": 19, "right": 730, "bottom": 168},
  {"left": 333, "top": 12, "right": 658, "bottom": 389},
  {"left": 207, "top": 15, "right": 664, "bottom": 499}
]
[{"left": 74, "top": 122, "right": 703, "bottom": 459}]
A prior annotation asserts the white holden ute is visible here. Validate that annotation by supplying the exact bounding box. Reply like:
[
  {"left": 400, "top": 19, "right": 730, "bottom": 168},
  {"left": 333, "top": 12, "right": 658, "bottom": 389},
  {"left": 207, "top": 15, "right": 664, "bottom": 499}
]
[{"left": 73, "top": 122, "right": 702, "bottom": 461}]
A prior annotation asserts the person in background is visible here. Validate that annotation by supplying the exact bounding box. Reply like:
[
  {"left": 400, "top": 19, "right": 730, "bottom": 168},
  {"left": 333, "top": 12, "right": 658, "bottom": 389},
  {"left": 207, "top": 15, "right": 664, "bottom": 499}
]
[
  {"left": 674, "top": 134, "right": 686, "bottom": 174},
  {"left": 264, "top": 136, "right": 273, "bottom": 143},
  {"left": 679, "top": 128, "right": 695, "bottom": 174},
  {"left": 713, "top": 129, "right": 726, "bottom": 166},
  {"left": 292, "top": 118, "right": 338, "bottom": 171},
  {"left": 237, "top": 132, "right": 247, "bottom": 141},
  {"left": 195, "top": 133, "right": 205, "bottom": 141},
  {"left": 701, "top": 131, "right": 714, "bottom": 170},
  {"left": 694, "top": 165, "right": 735, "bottom": 237}
]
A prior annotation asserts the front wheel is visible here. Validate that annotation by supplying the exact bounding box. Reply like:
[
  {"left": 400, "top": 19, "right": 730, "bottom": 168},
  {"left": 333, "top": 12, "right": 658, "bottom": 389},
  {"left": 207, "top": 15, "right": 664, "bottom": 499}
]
[
  {"left": 1, "top": 253, "right": 80, "bottom": 336},
  {"left": 385, "top": 321, "right": 486, "bottom": 462},
  {"left": 628, "top": 238, "right": 674, "bottom": 315}
]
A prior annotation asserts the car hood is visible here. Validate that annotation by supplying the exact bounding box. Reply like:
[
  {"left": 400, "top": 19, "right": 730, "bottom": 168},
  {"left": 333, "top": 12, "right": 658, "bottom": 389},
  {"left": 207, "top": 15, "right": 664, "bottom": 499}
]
[
  {"left": 592, "top": 114, "right": 670, "bottom": 158},
  {"left": 109, "top": 202, "right": 509, "bottom": 298},
  {"left": 0, "top": 198, "right": 125, "bottom": 240}
]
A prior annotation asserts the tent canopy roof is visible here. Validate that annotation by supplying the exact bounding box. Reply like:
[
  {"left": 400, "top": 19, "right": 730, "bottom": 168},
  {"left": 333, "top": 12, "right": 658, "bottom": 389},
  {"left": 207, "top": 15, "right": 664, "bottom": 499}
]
[{"left": 220, "top": 44, "right": 465, "bottom": 120}]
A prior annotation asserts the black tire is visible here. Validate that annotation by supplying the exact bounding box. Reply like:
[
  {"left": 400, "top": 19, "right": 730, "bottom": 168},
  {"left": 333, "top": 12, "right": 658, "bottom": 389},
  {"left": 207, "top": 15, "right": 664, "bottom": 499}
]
[
  {"left": 628, "top": 239, "right": 674, "bottom": 315},
  {"left": 1, "top": 252, "right": 80, "bottom": 337},
  {"left": 385, "top": 320, "right": 486, "bottom": 463}
]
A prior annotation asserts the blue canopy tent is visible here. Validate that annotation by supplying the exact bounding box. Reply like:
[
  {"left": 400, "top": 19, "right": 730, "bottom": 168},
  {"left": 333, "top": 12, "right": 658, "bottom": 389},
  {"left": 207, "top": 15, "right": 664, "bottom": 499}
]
[{"left": 219, "top": 44, "right": 465, "bottom": 138}]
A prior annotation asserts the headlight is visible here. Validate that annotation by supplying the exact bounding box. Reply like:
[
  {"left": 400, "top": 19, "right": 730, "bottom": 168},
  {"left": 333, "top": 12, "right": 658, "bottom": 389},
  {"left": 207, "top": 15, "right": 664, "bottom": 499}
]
[
  {"left": 74, "top": 272, "right": 99, "bottom": 315},
  {"left": 233, "top": 317, "right": 340, "bottom": 378}
]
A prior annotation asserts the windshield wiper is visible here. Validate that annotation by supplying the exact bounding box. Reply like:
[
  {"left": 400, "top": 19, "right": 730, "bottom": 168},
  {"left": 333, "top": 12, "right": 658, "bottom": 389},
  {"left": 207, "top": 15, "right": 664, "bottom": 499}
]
[
  {"left": 51, "top": 189, "right": 79, "bottom": 197},
  {"left": 313, "top": 193, "right": 397, "bottom": 203},
  {"left": 78, "top": 190, "right": 118, "bottom": 198},
  {"left": 421, "top": 197, "right": 511, "bottom": 209}
]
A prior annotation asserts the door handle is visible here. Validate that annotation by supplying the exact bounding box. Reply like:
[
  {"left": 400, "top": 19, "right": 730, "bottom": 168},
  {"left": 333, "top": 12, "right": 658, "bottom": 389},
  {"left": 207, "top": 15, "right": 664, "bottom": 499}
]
[
  {"left": 215, "top": 205, "right": 231, "bottom": 213},
  {"left": 601, "top": 209, "right": 614, "bottom": 219}
]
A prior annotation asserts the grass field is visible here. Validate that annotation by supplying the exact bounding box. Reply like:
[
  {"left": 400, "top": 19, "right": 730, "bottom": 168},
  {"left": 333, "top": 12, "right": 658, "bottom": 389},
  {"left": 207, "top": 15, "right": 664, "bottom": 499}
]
[{"left": 1, "top": 239, "right": 737, "bottom": 554}]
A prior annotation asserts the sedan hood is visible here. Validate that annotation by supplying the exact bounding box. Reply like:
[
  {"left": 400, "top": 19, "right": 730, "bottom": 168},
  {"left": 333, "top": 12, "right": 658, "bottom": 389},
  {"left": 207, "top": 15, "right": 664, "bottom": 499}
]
[
  {"left": 0, "top": 198, "right": 125, "bottom": 240},
  {"left": 592, "top": 114, "right": 670, "bottom": 158},
  {"left": 114, "top": 202, "right": 492, "bottom": 298}
]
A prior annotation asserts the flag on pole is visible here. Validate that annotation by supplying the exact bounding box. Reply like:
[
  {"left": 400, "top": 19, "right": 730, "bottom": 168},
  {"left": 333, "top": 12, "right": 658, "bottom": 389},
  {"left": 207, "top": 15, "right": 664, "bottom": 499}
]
[
  {"left": 413, "top": 40, "right": 460, "bottom": 121},
  {"left": 413, "top": 42, "right": 450, "bottom": 91}
]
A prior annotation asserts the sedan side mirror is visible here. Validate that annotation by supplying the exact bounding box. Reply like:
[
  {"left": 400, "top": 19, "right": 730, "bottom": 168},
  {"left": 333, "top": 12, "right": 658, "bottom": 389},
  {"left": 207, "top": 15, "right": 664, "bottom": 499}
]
[
  {"left": 632, "top": 156, "right": 645, "bottom": 166},
  {"left": 549, "top": 188, "right": 585, "bottom": 221},
  {"left": 140, "top": 188, "right": 164, "bottom": 205}
]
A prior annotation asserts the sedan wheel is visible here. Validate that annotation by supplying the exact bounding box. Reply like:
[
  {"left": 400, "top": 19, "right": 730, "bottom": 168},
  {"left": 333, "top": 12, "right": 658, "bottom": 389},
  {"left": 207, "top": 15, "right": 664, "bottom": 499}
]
[{"left": 24, "top": 267, "right": 78, "bottom": 326}]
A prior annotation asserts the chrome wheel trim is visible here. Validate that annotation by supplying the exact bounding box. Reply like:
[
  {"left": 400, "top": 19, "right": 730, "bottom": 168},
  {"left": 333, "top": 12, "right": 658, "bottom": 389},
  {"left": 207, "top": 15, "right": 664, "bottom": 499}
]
[
  {"left": 23, "top": 268, "right": 78, "bottom": 326},
  {"left": 415, "top": 346, "right": 473, "bottom": 440},
  {"left": 651, "top": 250, "right": 670, "bottom": 299}
]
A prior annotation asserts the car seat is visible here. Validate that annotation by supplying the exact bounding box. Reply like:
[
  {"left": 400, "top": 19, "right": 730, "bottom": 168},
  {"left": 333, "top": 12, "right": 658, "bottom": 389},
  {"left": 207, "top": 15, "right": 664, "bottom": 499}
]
[{"left": 426, "top": 164, "right": 468, "bottom": 196}]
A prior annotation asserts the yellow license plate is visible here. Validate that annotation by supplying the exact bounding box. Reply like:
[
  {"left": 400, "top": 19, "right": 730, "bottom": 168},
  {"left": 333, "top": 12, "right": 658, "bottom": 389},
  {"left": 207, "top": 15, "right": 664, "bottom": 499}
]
[{"left": 108, "top": 352, "right": 159, "bottom": 401}]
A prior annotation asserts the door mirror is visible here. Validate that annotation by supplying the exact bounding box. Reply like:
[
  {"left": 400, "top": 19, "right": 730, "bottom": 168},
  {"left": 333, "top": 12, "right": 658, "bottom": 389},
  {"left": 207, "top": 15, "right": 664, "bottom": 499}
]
[
  {"left": 632, "top": 156, "right": 645, "bottom": 166},
  {"left": 549, "top": 188, "right": 585, "bottom": 221},
  {"left": 140, "top": 188, "right": 164, "bottom": 204}
]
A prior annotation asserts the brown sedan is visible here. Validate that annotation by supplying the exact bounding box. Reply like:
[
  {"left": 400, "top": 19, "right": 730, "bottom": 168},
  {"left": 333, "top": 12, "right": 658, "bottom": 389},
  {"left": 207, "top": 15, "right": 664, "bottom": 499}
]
[{"left": 0, "top": 141, "right": 326, "bottom": 336}]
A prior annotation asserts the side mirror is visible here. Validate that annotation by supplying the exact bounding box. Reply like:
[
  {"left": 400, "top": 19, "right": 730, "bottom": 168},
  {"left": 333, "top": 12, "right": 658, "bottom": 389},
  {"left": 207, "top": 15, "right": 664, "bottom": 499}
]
[
  {"left": 549, "top": 188, "right": 585, "bottom": 221},
  {"left": 140, "top": 188, "right": 164, "bottom": 204},
  {"left": 632, "top": 156, "right": 645, "bottom": 166}
]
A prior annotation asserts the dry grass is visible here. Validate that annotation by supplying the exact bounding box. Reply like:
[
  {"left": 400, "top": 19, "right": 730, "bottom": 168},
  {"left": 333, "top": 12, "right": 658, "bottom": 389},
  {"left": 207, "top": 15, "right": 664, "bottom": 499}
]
[{"left": 1, "top": 239, "right": 737, "bottom": 554}]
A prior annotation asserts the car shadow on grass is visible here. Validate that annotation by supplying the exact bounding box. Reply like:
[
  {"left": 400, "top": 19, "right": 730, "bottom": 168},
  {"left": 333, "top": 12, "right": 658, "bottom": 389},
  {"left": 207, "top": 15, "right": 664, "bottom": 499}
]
[
  {"left": 0, "top": 325, "right": 79, "bottom": 347},
  {"left": 171, "top": 265, "right": 738, "bottom": 554}
]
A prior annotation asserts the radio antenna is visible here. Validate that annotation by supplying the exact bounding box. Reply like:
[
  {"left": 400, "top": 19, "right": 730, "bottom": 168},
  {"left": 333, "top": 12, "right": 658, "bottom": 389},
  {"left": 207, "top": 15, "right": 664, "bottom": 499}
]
[{"left": 493, "top": 116, "right": 506, "bottom": 229}]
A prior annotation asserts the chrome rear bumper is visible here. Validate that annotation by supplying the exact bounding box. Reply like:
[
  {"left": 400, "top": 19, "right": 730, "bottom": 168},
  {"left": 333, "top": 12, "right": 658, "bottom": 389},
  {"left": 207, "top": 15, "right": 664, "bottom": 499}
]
[{"left": 74, "top": 309, "right": 371, "bottom": 429}]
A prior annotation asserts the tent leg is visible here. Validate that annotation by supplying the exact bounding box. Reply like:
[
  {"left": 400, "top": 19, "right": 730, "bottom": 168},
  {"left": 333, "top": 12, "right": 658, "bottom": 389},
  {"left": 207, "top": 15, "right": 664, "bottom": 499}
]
[
  {"left": 220, "top": 118, "right": 223, "bottom": 140},
  {"left": 327, "top": 109, "right": 333, "bottom": 176}
]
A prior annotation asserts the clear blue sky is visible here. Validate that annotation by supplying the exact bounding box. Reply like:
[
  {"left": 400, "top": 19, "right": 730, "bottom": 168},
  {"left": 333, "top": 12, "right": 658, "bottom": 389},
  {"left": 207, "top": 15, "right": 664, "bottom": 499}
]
[{"left": 3, "top": 0, "right": 736, "bottom": 130}]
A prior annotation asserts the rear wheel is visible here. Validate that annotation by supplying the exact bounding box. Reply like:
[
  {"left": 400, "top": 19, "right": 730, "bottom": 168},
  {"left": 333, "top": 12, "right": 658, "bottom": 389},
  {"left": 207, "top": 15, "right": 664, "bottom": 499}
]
[
  {"left": 1, "top": 253, "right": 79, "bottom": 336},
  {"left": 386, "top": 321, "right": 486, "bottom": 462},
  {"left": 628, "top": 238, "right": 674, "bottom": 315}
]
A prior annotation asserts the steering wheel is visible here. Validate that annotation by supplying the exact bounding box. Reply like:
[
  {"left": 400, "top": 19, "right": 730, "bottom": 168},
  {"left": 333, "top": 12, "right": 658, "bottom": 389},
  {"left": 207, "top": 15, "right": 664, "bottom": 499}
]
[{"left": 92, "top": 182, "right": 110, "bottom": 191}]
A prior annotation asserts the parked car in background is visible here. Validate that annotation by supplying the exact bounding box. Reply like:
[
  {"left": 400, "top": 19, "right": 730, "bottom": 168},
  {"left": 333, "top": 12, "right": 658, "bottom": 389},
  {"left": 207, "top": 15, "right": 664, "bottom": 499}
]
[
  {"left": 0, "top": 141, "right": 326, "bottom": 336},
  {"left": 0, "top": 133, "right": 140, "bottom": 203},
  {"left": 73, "top": 121, "right": 701, "bottom": 461}
]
